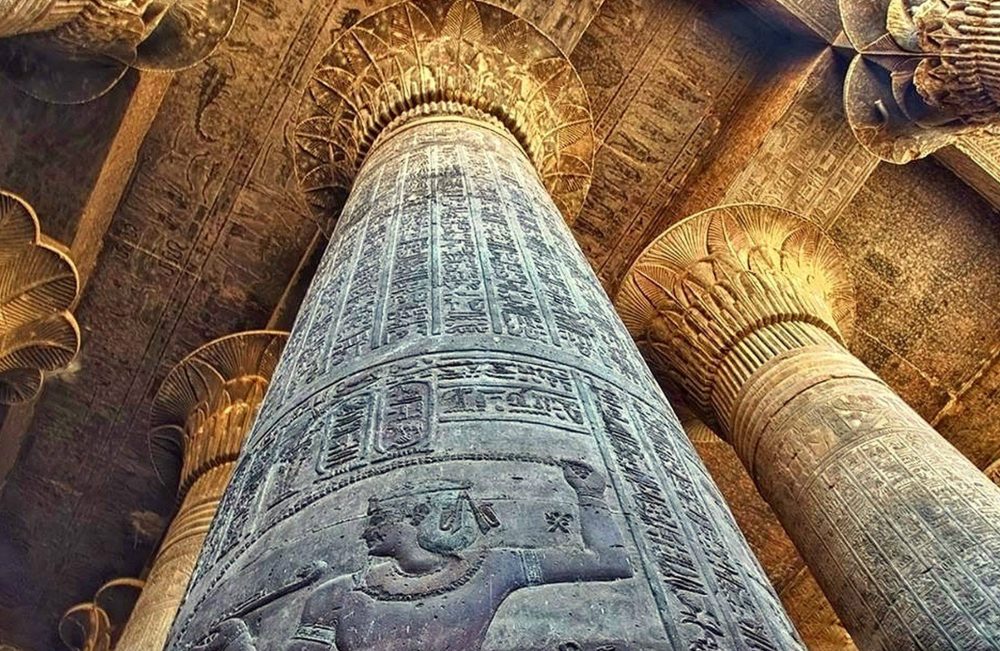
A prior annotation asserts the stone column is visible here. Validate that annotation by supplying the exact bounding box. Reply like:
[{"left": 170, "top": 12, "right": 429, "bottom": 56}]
[
  {"left": 616, "top": 203, "right": 1000, "bottom": 650},
  {"left": 114, "top": 331, "right": 286, "bottom": 651},
  {"left": 0, "top": 0, "right": 237, "bottom": 103},
  {"left": 840, "top": 0, "right": 1000, "bottom": 162},
  {"left": 165, "top": 2, "right": 803, "bottom": 649}
]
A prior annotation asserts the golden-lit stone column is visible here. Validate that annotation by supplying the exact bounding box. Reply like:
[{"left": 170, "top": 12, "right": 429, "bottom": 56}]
[
  {"left": 617, "top": 203, "right": 1000, "bottom": 650},
  {"left": 0, "top": 0, "right": 238, "bottom": 103},
  {"left": 840, "top": 0, "right": 1000, "bottom": 162},
  {"left": 114, "top": 331, "right": 286, "bottom": 651}
]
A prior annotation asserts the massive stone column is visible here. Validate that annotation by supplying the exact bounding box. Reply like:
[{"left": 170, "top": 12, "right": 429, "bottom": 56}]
[
  {"left": 114, "top": 331, "right": 286, "bottom": 651},
  {"left": 165, "top": 2, "right": 804, "bottom": 649},
  {"left": 0, "top": 0, "right": 237, "bottom": 103},
  {"left": 840, "top": 0, "right": 1000, "bottom": 162},
  {"left": 616, "top": 203, "right": 1000, "bottom": 650}
]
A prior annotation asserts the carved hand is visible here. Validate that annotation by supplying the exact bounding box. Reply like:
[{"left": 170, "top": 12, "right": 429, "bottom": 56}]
[{"left": 560, "top": 459, "right": 606, "bottom": 498}]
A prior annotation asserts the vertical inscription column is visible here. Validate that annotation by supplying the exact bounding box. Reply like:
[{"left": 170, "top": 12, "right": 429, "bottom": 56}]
[
  {"left": 616, "top": 203, "right": 1000, "bottom": 650},
  {"left": 166, "top": 2, "right": 803, "bottom": 649},
  {"left": 115, "top": 332, "right": 286, "bottom": 651}
]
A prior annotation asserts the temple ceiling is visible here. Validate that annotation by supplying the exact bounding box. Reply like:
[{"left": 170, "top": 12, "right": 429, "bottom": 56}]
[{"left": 0, "top": 0, "right": 998, "bottom": 648}]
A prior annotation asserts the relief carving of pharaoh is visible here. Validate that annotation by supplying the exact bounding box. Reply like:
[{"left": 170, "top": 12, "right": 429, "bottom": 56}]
[{"left": 190, "top": 461, "right": 632, "bottom": 651}]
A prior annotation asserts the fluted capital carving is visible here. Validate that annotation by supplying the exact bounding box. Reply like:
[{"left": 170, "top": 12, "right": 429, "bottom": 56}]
[
  {"left": 0, "top": 191, "right": 80, "bottom": 405},
  {"left": 58, "top": 578, "right": 143, "bottom": 651},
  {"left": 0, "top": 0, "right": 238, "bottom": 103},
  {"left": 149, "top": 331, "right": 286, "bottom": 498},
  {"left": 293, "top": 0, "right": 594, "bottom": 222},
  {"left": 615, "top": 204, "right": 855, "bottom": 428},
  {"left": 841, "top": 0, "right": 1000, "bottom": 163}
]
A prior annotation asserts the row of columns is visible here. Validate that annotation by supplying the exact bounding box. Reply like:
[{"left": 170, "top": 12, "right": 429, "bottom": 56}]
[{"left": 33, "top": 0, "right": 1000, "bottom": 649}]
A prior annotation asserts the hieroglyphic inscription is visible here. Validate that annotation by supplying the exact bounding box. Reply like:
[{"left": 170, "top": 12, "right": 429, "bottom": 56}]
[
  {"left": 168, "top": 119, "right": 802, "bottom": 650},
  {"left": 745, "top": 351, "right": 1000, "bottom": 649}
]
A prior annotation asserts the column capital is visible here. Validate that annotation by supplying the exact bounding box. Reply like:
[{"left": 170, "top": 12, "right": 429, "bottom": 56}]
[
  {"left": 292, "top": 0, "right": 595, "bottom": 222},
  {"left": 149, "top": 330, "right": 287, "bottom": 498},
  {"left": 615, "top": 203, "right": 855, "bottom": 432},
  {"left": 0, "top": 191, "right": 80, "bottom": 405},
  {"left": 58, "top": 578, "right": 144, "bottom": 651},
  {"left": 840, "top": 0, "right": 1000, "bottom": 163},
  {"left": 0, "top": 0, "right": 238, "bottom": 104}
]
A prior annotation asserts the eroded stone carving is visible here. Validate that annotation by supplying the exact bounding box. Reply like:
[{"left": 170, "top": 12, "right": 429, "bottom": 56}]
[
  {"left": 0, "top": 0, "right": 238, "bottom": 103},
  {"left": 617, "top": 203, "right": 1000, "bottom": 649},
  {"left": 59, "top": 578, "right": 144, "bottom": 651},
  {"left": 164, "top": 4, "right": 805, "bottom": 648},
  {"left": 0, "top": 190, "right": 80, "bottom": 405},
  {"left": 840, "top": 0, "right": 1000, "bottom": 162},
  {"left": 113, "top": 331, "right": 286, "bottom": 651}
]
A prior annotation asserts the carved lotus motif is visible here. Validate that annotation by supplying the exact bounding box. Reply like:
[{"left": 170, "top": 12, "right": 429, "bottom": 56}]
[
  {"left": 293, "top": 0, "right": 595, "bottom": 222},
  {"left": 615, "top": 203, "right": 855, "bottom": 418},
  {"left": 0, "top": 0, "right": 239, "bottom": 104},
  {"left": 149, "top": 330, "right": 287, "bottom": 496},
  {"left": 0, "top": 191, "right": 80, "bottom": 404},
  {"left": 59, "top": 577, "right": 144, "bottom": 651}
]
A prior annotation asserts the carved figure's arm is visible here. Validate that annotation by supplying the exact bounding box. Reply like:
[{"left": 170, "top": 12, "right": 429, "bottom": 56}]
[{"left": 521, "top": 460, "right": 632, "bottom": 585}]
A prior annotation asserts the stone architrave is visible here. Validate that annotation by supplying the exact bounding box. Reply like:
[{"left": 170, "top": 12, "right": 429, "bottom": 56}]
[
  {"left": 840, "top": 0, "right": 1000, "bottom": 163},
  {"left": 616, "top": 203, "right": 1000, "bottom": 650},
  {"left": 164, "top": 2, "right": 805, "bottom": 649},
  {"left": 0, "top": 190, "right": 80, "bottom": 405},
  {"left": 114, "top": 331, "right": 287, "bottom": 651},
  {"left": 0, "top": 0, "right": 238, "bottom": 103}
]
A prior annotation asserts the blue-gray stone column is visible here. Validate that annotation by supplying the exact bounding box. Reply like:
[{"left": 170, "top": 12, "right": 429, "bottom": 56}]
[{"left": 167, "top": 113, "right": 803, "bottom": 651}]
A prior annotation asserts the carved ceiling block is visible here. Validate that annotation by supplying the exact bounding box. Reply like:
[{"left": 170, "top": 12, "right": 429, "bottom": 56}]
[
  {"left": 58, "top": 578, "right": 143, "bottom": 651},
  {"left": 615, "top": 203, "right": 855, "bottom": 425},
  {"left": 841, "top": 0, "right": 1000, "bottom": 163},
  {"left": 0, "top": 0, "right": 238, "bottom": 104},
  {"left": 293, "top": 0, "right": 594, "bottom": 221},
  {"left": 0, "top": 190, "right": 80, "bottom": 405}
]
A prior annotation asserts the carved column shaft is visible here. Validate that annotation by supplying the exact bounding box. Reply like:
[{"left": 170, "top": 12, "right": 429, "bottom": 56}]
[
  {"left": 115, "top": 332, "right": 285, "bottom": 651},
  {"left": 618, "top": 204, "right": 1000, "bottom": 650},
  {"left": 165, "top": 4, "right": 803, "bottom": 647}
]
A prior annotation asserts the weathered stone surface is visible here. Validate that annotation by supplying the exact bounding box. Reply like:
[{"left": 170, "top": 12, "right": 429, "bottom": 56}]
[{"left": 169, "top": 116, "right": 801, "bottom": 650}]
